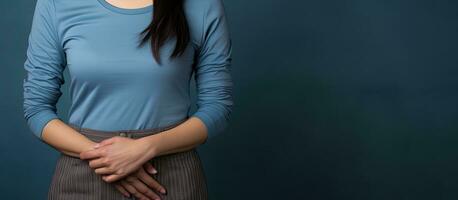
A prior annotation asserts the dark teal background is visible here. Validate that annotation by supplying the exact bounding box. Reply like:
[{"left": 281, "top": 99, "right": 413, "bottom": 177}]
[{"left": 1, "top": 0, "right": 458, "bottom": 199}]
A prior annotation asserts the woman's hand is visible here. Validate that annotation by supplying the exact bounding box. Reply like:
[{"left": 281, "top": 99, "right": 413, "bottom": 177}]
[
  {"left": 79, "top": 136, "right": 157, "bottom": 182},
  {"left": 114, "top": 162, "right": 167, "bottom": 200}
]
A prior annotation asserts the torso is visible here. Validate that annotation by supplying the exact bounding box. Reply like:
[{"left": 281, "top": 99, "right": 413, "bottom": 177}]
[{"left": 53, "top": 0, "right": 209, "bottom": 131}]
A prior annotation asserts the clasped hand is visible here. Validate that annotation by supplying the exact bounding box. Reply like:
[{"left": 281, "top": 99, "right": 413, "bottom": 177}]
[
  {"left": 79, "top": 136, "right": 156, "bottom": 182},
  {"left": 79, "top": 136, "right": 167, "bottom": 199}
]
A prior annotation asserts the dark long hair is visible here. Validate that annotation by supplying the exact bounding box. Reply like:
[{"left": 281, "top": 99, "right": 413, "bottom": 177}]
[{"left": 138, "top": 0, "right": 190, "bottom": 65}]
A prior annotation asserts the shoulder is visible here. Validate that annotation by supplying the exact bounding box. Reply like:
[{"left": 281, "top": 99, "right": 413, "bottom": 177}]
[
  {"left": 37, "top": 0, "right": 73, "bottom": 10},
  {"left": 183, "top": 0, "right": 229, "bottom": 49},
  {"left": 34, "top": 0, "right": 56, "bottom": 12},
  {"left": 184, "top": 0, "right": 227, "bottom": 17},
  {"left": 33, "top": 0, "right": 71, "bottom": 22},
  {"left": 52, "top": 0, "right": 93, "bottom": 13},
  {"left": 183, "top": 0, "right": 228, "bottom": 30},
  {"left": 186, "top": 0, "right": 224, "bottom": 7}
]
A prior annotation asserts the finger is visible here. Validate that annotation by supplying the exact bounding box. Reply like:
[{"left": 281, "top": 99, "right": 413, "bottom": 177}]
[
  {"left": 88, "top": 158, "right": 108, "bottom": 169},
  {"left": 92, "top": 143, "right": 100, "bottom": 149},
  {"left": 79, "top": 148, "right": 104, "bottom": 160},
  {"left": 102, "top": 173, "right": 124, "bottom": 183},
  {"left": 121, "top": 180, "right": 151, "bottom": 200},
  {"left": 126, "top": 176, "right": 161, "bottom": 200},
  {"left": 96, "top": 137, "right": 116, "bottom": 148},
  {"left": 114, "top": 182, "right": 130, "bottom": 198},
  {"left": 138, "top": 167, "right": 167, "bottom": 195},
  {"left": 144, "top": 162, "right": 158, "bottom": 174},
  {"left": 95, "top": 167, "right": 115, "bottom": 175}
]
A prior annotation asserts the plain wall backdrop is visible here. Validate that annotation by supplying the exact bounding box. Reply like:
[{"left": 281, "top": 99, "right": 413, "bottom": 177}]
[{"left": 1, "top": 0, "right": 458, "bottom": 199}]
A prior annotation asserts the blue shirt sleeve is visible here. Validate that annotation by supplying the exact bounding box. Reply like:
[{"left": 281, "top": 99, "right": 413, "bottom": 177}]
[
  {"left": 190, "top": 0, "right": 234, "bottom": 140},
  {"left": 22, "top": 0, "right": 66, "bottom": 139}
]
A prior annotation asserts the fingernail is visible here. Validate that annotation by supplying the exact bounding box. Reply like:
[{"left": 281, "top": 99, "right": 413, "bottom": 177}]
[
  {"left": 148, "top": 168, "right": 157, "bottom": 174},
  {"left": 93, "top": 143, "right": 100, "bottom": 148},
  {"left": 160, "top": 188, "right": 166, "bottom": 194}
]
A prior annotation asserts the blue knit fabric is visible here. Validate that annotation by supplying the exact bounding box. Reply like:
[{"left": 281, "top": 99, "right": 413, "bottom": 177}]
[{"left": 22, "top": 0, "right": 233, "bottom": 141}]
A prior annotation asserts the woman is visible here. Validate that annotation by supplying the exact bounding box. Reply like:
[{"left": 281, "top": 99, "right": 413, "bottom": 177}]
[{"left": 22, "top": 0, "right": 233, "bottom": 199}]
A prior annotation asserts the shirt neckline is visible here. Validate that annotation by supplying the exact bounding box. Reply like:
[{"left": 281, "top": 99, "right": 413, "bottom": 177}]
[{"left": 96, "top": 0, "right": 153, "bottom": 15}]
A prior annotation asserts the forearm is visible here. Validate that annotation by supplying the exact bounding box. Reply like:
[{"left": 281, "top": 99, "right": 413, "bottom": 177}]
[
  {"left": 142, "top": 117, "right": 208, "bottom": 158},
  {"left": 41, "top": 119, "right": 97, "bottom": 158}
]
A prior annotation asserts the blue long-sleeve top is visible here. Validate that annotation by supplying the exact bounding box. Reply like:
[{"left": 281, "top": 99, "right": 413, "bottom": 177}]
[{"left": 22, "top": 0, "right": 233, "bottom": 141}]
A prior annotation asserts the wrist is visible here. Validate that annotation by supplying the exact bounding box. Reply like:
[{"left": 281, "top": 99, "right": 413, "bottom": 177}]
[
  {"left": 81, "top": 141, "right": 97, "bottom": 152},
  {"left": 139, "top": 134, "right": 162, "bottom": 159}
]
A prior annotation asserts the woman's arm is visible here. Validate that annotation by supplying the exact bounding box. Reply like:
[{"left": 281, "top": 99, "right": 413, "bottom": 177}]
[
  {"left": 145, "top": 0, "right": 234, "bottom": 157},
  {"left": 41, "top": 119, "right": 96, "bottom": 157},
  {"left": 138, "top": 117, "right": 208, "bottom": 157},
  {"left": 22, "top": 0, "right": 97, "bottom": 158}
]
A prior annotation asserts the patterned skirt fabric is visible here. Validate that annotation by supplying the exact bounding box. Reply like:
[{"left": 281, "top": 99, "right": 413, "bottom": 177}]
[{"left": 47, "top": 120, "right": 208, "bottom": 200}]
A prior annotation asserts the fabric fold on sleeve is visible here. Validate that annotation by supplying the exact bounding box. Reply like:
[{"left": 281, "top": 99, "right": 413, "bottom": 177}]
[
  {"left": 190, "top": 0, "right": 234, "bottom": 141},
  {"left": 23, "top": 0, "right": 66, "bottom": 139}
]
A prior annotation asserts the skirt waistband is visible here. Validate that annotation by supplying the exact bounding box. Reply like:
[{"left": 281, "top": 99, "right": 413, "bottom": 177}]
[{"left": 68, "top": 118, "right": 188, "bottom": 140}]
